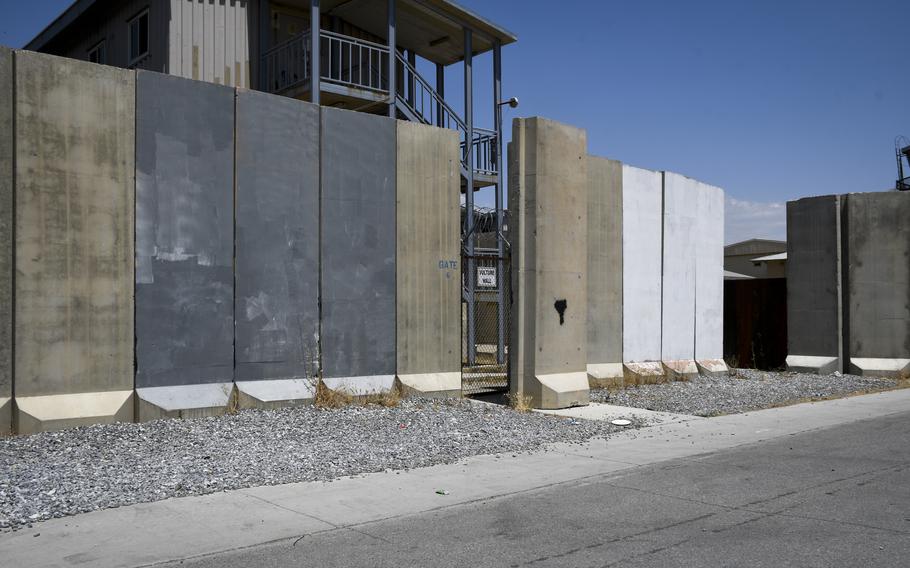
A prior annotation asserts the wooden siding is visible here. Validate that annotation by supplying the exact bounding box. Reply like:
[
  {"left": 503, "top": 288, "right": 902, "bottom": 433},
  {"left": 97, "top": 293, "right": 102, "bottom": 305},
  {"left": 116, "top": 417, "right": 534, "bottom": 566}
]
[
  {"left": 57, "top": 0, "right": 170, "bottom": 73},
  {"left": 169, "top": 0, "right": 257, "bottom": 88}
]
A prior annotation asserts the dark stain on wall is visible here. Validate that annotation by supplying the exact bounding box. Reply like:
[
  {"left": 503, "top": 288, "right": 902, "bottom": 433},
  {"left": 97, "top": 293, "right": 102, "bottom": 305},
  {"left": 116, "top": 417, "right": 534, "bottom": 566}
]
[{"left": 554, "top": 299, "right": 567, "bottom": 326}]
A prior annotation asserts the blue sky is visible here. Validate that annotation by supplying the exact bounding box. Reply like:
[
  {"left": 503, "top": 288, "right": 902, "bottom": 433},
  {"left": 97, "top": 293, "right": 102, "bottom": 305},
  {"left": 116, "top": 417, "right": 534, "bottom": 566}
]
[{"left": 3, "top": 0, "right": 908, "bottom": 243}]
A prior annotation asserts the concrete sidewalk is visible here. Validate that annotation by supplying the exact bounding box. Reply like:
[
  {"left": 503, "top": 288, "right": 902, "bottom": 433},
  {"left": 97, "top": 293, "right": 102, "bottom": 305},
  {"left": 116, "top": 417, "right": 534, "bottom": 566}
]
[{"left": 2, "top": 390, "right": 910, "bottom": 568}]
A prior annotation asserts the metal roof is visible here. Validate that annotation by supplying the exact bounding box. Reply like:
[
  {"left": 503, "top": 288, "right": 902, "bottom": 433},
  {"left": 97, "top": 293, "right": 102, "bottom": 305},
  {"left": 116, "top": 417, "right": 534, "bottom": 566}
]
[
  {"left": 25, "top": 0, "right": 91, "bottom": 51},
  {"left": 724, "top": 238, "right": 786, "bottom": 257},
  {"left": 724, "top": 270, "right": 755, "bottom": 281},
  {"left": 751, "top": 252, "right": 787, "bottom": 262}
]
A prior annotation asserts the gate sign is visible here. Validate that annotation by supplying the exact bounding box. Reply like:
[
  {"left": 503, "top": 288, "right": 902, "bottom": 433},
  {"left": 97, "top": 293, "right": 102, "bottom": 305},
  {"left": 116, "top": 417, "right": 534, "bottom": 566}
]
[{"left": 477, "top": 266, "right": 497, "bottom": 287}]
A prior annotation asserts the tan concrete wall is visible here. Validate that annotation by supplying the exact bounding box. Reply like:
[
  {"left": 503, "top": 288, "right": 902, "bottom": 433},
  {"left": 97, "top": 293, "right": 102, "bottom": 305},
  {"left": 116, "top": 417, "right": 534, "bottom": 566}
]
[
  {"left": 0, "top": 47, "right": 12, "bottom": 433},
  {"left": 14, "top": 52, "right": 135, "bottom": 399},
  {"left": 509, "top": 117, "right": 589, "bottom": 408},
  {"left": 586, "top": 156, "right": 623, "bottom": 375},
  {"left": 396, "top": 121, "right": 461, "bottom": 389}
]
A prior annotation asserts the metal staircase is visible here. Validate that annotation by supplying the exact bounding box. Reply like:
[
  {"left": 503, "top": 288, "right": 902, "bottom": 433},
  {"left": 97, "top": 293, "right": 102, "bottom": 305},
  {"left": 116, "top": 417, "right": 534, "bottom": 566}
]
[{"left": 394, "top": 53, "right": 498, "bottom": 189}]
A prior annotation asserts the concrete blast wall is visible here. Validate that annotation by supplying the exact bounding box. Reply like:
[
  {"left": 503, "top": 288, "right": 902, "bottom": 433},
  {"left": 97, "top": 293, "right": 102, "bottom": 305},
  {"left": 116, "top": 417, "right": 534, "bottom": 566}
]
[
  {"left": 396, "top": 121, "right": 461, "bottom": 396},
  {"left": 0, "top": 47, "right": 12, "bottom": 434},
  {"left": 13, "top": 52, "right": 136, "bottom": 433},
  {"left": 786, "top": 196, "right": 842, "bottom": 374},
  {"left": 621, "top": 165, "right": 663, "bottom": 364},
  {"left": 660, "top": 172, "right": 697, "bottom": 377},
  {"left": 586, "top": 156, "right": 623, "bottom": 386},
  {"left": 234, "top": 90, "right": 320, "bottom": 407},
  {"left": 320, "top": 107, "right": 397, "bottom": 394},
  {"left": 135, "top": 72, "right": 235, "bottom": 419},
  {"left": 4, "top": 53, "right": 469, "bottom": 431},
  {"left": 845, "top": 192, "right": 910, "bottom": 377},
  {"left": 509, "top": 117, "right": 589, "bottom": 409},
  {"left": 694, "top": 179, "right": 726, "bottom": 372}
]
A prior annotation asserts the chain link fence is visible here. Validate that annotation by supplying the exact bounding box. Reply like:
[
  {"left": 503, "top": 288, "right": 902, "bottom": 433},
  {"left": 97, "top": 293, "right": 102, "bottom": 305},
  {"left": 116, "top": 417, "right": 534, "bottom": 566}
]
[{"left": 461, "top": 206, "right": 511, "bottom": 395}]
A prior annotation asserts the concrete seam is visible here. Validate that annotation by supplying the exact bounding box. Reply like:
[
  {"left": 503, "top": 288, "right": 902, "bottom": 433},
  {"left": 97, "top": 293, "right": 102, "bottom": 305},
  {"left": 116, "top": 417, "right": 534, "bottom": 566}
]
[
  {"left": 317, "top": 105, "right": 324, "bottom": 381},
  {"left": 132, "top": 68, "right": 139, "bottom": 417},
  {"left": 839, "top": 194, "right": 850, "bottom": 373},
  {"left": 392, "top": 117, "right": 397, "bottom": 383},
  {"left": 835, "top": 195, "right": 844, "bottom": 373},
  {"left": 9, "top": 49, "right": 16, "bottom": 419},
  {"left": 231, "top": 87, "right": 238, "bottom": 383},
  {"left": 660, "top": 171, "right": 665, "bottom": 361}
]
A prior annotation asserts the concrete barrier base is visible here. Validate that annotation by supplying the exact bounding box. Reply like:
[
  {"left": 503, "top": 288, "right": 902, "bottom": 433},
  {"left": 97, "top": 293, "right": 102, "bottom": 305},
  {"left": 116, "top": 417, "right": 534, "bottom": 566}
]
[
  {"left": 586, "top": 363, "right": 624, "bottom": 389},
  {"left": 527, "top": 372, "right": 589, "bottom": 410},
  {"left": 662, "top": 360, "right": 699, "bottom": 380},
  {"left": 321, "top": 375, "right": 397, "bottom": 397},
  {"left": 136, "top": 383, "right": 234, "bottom": 422},
  {"left": 696, "top": 359, "right": 729, "bottom": 377},
  {"left": 623, "top": 362, "right": 666, "bottom": 385},
  {"left": 1, "top": 397, "right": 12, "bottom": 435},
  {"left": 848, "top": 358, "right": 910, "bottom": 379},
  {"left": 396, "top": 373, "right": 461, "bottom": 398},
  {"left": 14, "top": 390, "right": 134, "bottom": 435},
  {"left": 786, "top": 355, "right": 840, "bottom": 375},
  {"left": 235, "top": 379, "right": 316, "bottom": 410}
]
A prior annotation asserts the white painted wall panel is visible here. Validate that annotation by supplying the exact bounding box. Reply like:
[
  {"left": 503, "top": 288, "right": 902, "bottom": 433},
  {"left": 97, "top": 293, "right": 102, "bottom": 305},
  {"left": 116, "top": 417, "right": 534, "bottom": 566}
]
[
  {"left": 661, "top": 172, "right": 697, "bottom": 362},
  {"left": 622, "top": 165, "right": 663, "bottom": 362},
  {"left": 694, "top": 181, "right": 725, "bottom": 360}
]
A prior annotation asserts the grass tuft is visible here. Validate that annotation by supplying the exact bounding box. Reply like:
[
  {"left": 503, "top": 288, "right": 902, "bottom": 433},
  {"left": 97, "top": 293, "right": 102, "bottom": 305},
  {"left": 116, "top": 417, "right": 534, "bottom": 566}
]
[{"left": 506, "top": 392, "right": 533, "bottom": 413}]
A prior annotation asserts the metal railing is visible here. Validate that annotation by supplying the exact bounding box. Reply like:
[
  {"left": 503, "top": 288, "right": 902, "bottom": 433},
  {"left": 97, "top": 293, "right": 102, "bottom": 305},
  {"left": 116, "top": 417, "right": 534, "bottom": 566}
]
[
  {"left": 321, "top": 30, "right": 389, "bottom": 92},
  {"left": 470, "top": 128, "right": 498, "bottom": 178},
  {"left": 262, "top": 31, "right": 389, "bottom": 95},
  {"left": 262, "top": 31, "right": 499, "bottom": 178},
  {"left": 396, "top": 54, "right": 499, "bottom": 177},
  {"left": 262, "top": 32, "right": 311, "bottom": 94},
  {"left": 398, "top": 54, "right": 467, "bottom": 134}
]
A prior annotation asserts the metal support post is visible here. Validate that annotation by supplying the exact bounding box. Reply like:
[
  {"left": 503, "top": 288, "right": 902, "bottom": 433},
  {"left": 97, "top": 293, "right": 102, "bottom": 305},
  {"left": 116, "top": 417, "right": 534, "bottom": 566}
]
[
  {"left": 310, "top": 0, "right": 320, "bottom": 105},
  {"left": 387, "top": 0, "right": 397, "bottom": 117},
  {"left": 436, "top": 63, "right": 445, "bottom": 127},
  {"left": 407, "top": 50, "right": 416, "bottom": 107},
  {"left": 258, "top": 0, "right": 271, "bottom": 91},
  {"left": 464, "top": 28, "right": 476, "bottom": 367},
  {"left": 493, "top": 39, "right": 505, "bottom": 365}
]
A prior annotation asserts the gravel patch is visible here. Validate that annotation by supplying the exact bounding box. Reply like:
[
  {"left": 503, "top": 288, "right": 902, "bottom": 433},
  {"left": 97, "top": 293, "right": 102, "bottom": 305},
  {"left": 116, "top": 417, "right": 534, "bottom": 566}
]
[
  {"left": 591, "top": 369, "right": 901, "bottom": 417},
  {"left": 0, "top": 398, "right": 639, "bottom": 532}
]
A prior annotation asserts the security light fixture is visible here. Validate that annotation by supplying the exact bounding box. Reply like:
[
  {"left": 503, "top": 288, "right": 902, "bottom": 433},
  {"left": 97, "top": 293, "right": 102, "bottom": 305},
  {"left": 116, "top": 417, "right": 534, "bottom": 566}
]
[{"left": 498, "top": 97, "right": 519, "bottom": 109}]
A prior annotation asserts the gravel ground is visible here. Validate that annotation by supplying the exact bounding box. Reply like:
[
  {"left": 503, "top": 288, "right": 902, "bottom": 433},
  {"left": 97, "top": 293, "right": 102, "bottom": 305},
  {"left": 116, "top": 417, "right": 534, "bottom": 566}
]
[
  {"left": 591, "top": 369, "right": 902, "bottom": 417},
  {"left": 0, "top": 398, "right": 638, "bottom": 532}
]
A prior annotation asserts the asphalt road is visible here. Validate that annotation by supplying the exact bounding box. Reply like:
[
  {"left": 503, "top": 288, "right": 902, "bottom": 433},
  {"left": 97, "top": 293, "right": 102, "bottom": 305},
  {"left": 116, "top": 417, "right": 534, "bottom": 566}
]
[{"left": 169, "top": 410, "right": 910, "bottom": 568}]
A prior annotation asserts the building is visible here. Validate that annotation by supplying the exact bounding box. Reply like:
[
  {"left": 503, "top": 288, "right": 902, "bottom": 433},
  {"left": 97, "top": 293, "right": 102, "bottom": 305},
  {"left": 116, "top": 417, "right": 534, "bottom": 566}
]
[
  {"left": 723, "top": 239, "right": 787, "bottom": 370},
  {"left": 25, "top": 0, "right": 514, "bottom": 187},
  {"left": 723, "top": 239, "right": 786, "bottom": 280}
]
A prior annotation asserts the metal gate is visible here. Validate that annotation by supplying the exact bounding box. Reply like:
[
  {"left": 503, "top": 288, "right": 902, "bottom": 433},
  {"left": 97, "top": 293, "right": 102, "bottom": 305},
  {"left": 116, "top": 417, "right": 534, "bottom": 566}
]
[{"left": 462, "top": 246, "right": 511, "bottom": 395}]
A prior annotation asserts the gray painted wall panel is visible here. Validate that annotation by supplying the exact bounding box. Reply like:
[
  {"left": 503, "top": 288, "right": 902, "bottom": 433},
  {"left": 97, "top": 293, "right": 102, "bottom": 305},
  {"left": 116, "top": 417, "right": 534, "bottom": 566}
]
[
  {"left": 787, "top": 196, "right": 841, "bottom": 358},
  {"left": 0, "top": 48, "right": 12, "bottom": 411},
  {"left": 135, "top": 71, "right": 235, "bottom": 388},
  {"left": 14, "top": 52, "right": 135, "bottom": 397},
  {"left": 586, "top": 156, "right": 622, "bottom": 366},
  {"left": 846, "top": 192, "right": 910, "bottom": 359},
  {"left": 320, "top": 107, "right": 396, "bottom": 379},
  {"left": 235, "top": 90, "right": 320, "bottom": 381}
]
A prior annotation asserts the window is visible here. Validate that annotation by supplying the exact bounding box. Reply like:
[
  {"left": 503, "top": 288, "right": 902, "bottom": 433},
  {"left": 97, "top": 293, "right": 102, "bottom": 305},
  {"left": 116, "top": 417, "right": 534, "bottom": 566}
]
[
  {"left": 87, "top": 40, "right": 106, "bottom": 65},
  {"left": 128, "top": 9, "right": 149, "bottom": 64}
]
